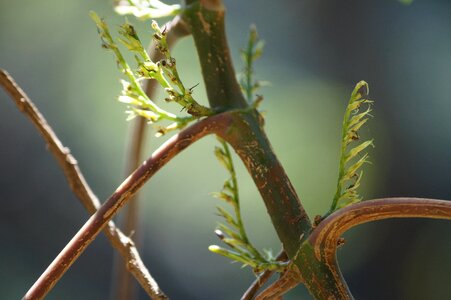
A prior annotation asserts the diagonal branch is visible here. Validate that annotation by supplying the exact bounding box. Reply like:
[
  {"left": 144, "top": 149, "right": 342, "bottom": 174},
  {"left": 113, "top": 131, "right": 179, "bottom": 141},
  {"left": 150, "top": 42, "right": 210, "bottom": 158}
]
[
  {"left": 254, "top": 267, "right": 300, "bottom": 300},
  {"left": 21, "top": 109, "right": 236, "bottom": 300},
  {"left": 308, "top": 197, "right": 451, "bottom": 282},
  {"left": 0, "top": 70, "right": 167, "bottom": 300},
  {"left": 240, "top": 250, "right": 288, "bottom": 300},
  {"left": 112, "top": 15, "right": 190, "bottom": 300}
]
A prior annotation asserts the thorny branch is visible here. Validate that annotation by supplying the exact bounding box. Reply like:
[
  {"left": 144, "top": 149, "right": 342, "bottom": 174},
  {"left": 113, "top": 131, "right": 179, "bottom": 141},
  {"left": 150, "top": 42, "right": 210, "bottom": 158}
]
[
  {"left": 0, "top": 70, "right": 167, "bottom": 300},
  {"left": 112, "top": 15, "right": 190, "bottom": 300}
]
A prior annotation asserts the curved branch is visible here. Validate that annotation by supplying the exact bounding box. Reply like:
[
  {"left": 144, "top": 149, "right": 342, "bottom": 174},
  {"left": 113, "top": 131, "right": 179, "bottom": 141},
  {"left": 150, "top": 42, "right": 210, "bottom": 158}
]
[
  {"left": 253, "top": 198, "right": 451, "bottom": 299},
  {"left": 309, "top": 197, "right": 451, "bottom": 266},
  {"left": 0, "top": 70, "right": 168, "bottom": 299},
  {"left": 21, "top": 111, "right": 235, "bottom": 299}
]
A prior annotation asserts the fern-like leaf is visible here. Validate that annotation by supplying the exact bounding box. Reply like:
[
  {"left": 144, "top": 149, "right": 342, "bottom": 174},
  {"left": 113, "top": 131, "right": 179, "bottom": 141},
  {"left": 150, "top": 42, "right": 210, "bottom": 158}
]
[
  {"left": 239, "top": 25, "right": 268, "bottom": 107},
  {"left": 329, "top": 81, "right": 374, "bottom": 212},
  {"left": 210, "top": 137, "right": 286, "bottom": 273}
]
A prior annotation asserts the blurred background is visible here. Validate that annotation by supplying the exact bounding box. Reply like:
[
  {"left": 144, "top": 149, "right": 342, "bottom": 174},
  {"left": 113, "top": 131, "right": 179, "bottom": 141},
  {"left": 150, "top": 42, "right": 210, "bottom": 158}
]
[{"left": 1, "top": 0, "right": 451, "bottom": 299}]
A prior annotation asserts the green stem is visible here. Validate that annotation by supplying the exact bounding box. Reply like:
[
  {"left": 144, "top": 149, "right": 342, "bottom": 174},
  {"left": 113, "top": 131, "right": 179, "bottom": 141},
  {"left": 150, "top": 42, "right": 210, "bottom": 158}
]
[
  {"left": 182, "top": 2, "right": 355, "bottom": 297},
  {"left": 219, "top": 139, "right": 263, "bottom": 260},
  {"left": 244, "top": 28, "right": 255, "bottom": 102},
  {"left": 329, "top": 112, "right": 349, "bottom": 212},
  {"left": 217, "top": 110, "right": 311, "bottom": 259},
  {"left": 182, "top": 1, "right": 248, "bottom": 111}
]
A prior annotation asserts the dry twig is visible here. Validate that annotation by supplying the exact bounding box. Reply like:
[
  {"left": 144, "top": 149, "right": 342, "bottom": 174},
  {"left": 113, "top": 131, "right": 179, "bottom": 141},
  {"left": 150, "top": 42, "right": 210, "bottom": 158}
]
[
  {"left": 19, "top": 106, "right": 235, "bottom": 299},
  {"left": 0, "top": 70, "right": 167, "bottom": 300}
]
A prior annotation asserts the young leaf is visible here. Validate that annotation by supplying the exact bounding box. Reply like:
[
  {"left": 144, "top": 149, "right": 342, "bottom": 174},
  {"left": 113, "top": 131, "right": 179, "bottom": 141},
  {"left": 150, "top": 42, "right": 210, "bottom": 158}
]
[{"left": 329, "top": 81, "right": 374, "bottom": 213}]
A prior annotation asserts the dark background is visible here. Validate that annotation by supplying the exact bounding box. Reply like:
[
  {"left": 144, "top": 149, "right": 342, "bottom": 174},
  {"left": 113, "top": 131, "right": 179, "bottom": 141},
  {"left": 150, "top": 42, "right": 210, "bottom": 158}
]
[{"left": 1, "top": 0, "right": 450, "bottom": 299}]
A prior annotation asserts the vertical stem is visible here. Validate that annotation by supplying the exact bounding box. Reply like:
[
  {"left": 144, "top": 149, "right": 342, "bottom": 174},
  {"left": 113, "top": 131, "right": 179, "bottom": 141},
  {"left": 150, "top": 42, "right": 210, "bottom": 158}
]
[
  {"left": 111, "top": 16, "right": 190, "bottom": 300},
  {"left": 181, "top": 2, "right": 354, "bottom": 298},
  {"left": 183, "top": 1, "right": 248, "bottom": 111},
  {"left": 111, "top": 116, "right": 146, "bottom": 300}
]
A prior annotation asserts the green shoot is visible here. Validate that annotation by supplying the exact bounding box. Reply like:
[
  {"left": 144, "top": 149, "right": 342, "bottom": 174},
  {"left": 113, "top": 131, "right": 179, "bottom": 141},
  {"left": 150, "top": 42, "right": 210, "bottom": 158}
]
[
  {"left": 114, "top": 0, "right": 181, "bottom": 19},
  {"left": 239, "top": 25, "right": 267, "bottom": 108},
  {"left": 209, "top": 137, "right": 287, "bottom": 273},
  {"left": 150, "top": 21, "right": 213, "bottom": 118},
  {"left": 90, "top": 12, "right": 212, "bottom": 136},
  {"left": 329, "top": 81, "right": 374, "bottom": 213}
]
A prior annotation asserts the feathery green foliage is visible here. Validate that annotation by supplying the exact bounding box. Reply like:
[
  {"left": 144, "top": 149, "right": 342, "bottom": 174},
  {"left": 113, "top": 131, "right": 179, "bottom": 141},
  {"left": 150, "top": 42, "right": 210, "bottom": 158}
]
[
  {"left": 239, "top": 25, "right": 267, "bottom": 108},
  {"left": 114, "top": 0, "right": 181, "bottom": 19},
  {"left": 209, "top": 138, "right": 286, "bottom": 273},
  {"left": 90, "top": 12, "right": 212, "bottom": 136},
  {"left": 209, "top": 28, "right": 285, "bottom": 273},
  {"left": 329, "top": 81, "right": 374, "bottom": 213}
]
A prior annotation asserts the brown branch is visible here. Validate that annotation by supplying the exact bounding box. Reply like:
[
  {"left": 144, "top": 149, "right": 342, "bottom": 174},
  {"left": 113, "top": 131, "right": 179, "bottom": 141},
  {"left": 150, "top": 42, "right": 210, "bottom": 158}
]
[
  {"left": 248, "top": 198, "right": 451, "bottom": 299},
  {"left": 241, "top": 251, "right": 288, "bottom": 300},
  {"left": 0, "top": 70, "right": 167, "bottom": 300},
  {"left": 308, "top": 197, "right": 451, "bottom": 279},
  {"left": 20, "top": 109, "right": 235, "bottom": 299},
  {"left": 254, "top": 267, "right": 300, "bottom": 300},
  {"left": 112, "top": 15, "right": 190, "bottom": 300}
]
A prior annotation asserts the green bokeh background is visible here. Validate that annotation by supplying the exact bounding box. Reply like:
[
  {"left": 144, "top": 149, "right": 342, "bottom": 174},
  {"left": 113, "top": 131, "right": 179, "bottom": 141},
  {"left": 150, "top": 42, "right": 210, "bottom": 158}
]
[{"left": 1, "top": 0, "right": 450, "bottom": 299}]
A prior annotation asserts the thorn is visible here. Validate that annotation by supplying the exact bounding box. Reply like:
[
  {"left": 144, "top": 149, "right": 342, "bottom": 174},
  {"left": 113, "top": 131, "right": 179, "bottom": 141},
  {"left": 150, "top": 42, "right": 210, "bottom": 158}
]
[{"left": 189, "top": 83, "right": 200, "bottom": 94}]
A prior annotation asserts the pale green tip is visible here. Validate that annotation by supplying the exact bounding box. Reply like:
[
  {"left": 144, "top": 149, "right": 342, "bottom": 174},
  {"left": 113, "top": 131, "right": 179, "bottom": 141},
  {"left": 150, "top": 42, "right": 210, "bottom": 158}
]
[
  {"left": 353, "top": 80, "right": 369, "bottom": 99},
  {"left": 208, "top": 245, "right": 221, "bottom": 253},
  {"left": 89, "top": 11, "right": 101, "bottom": 24}
]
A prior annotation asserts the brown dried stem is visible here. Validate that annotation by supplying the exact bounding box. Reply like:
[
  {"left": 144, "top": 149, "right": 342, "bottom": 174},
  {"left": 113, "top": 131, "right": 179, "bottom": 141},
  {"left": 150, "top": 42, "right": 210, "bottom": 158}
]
[
  {"left": 112, "top": 15, "right": 190, "bottom": 300},
  {"left": 20, "top": 108, "right": 235, "bottom": 299},
  {"left": 0, "top": 70, "right": 167, "bottom": 300}
]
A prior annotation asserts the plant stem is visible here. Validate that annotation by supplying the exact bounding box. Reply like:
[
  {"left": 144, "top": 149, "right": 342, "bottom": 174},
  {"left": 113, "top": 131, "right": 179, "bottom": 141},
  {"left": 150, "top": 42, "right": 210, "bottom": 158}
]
[
  {"left": 220, "top": 110, "right": 312, "bottom": 259},
  {"left": 254, "top": 267, "right": 301, "bottom": 300},
  {"left": 181, "top": 2, "right": 358, "bottom": 298},
  {"left": 241, "top": 250, "right": 288, "bottom": 300},
  {"left": 310, "top": 197, "right": 451, "bottom": 269},
  {"left": 111, "top": 15, "right": 190, "bottom": 300},
  {"left": 0, "top": 69, "right": 167, "bottom": 300},
  {"left": 21, "top": 111, "right": 236, "bottom": 300},
  {"left": 217, "top": 138, "right": 264, "bottom": 260},
  {"left": 183, "top": 0, "right": 311, "bottom": 257},
  {"left": 183, "top": 0, "right": 248, "bottom": 111}
]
